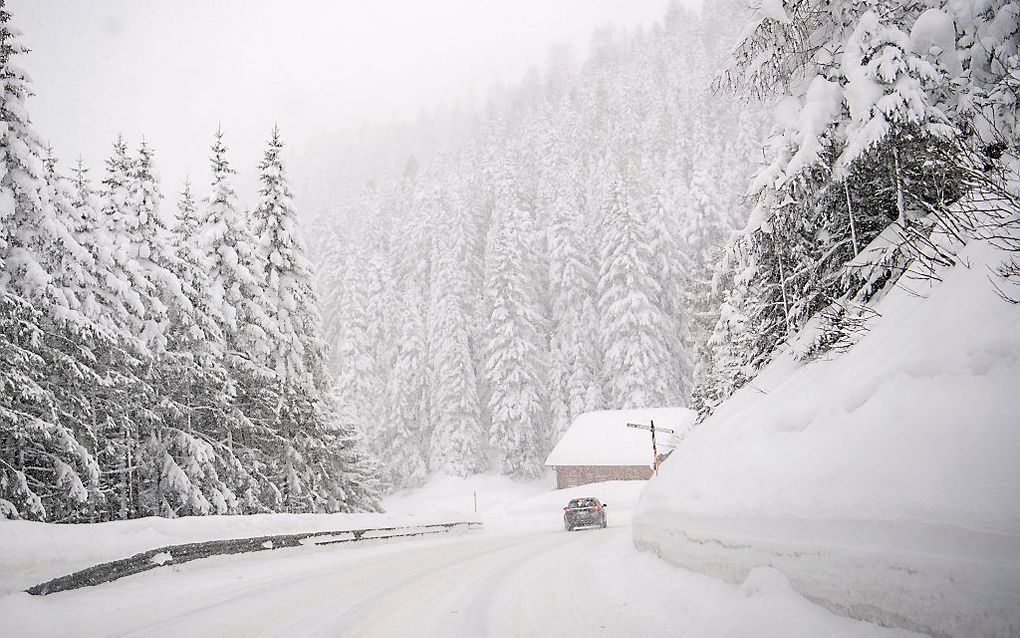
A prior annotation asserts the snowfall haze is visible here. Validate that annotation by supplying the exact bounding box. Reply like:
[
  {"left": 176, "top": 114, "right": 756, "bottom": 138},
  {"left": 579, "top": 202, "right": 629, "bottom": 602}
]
[
  {"left": 13, "top": 0, "right": 684, "bottom": 205},
  {"left": 2, "top": 0, "right": 1019, "bottom": 636}
]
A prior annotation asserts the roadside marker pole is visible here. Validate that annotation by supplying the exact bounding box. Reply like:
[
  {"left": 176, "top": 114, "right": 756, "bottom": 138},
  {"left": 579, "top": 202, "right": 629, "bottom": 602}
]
[
  {"left": 651, "top": 420, "right": 659, "bottom": 473},
  {"left": 626, "top": 420, "right": 675, "bottom": 476}
]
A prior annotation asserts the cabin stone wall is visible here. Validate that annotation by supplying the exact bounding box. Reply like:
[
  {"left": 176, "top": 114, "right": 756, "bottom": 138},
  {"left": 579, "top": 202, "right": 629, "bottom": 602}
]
[{"left": 553, "top": 465, "right": 653, "bottom": 490}]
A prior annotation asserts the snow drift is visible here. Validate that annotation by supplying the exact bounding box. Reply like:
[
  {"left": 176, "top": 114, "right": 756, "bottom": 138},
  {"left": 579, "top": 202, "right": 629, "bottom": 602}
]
[{"left": 633, "top": 239, "right": 1020, "bottom": 636}]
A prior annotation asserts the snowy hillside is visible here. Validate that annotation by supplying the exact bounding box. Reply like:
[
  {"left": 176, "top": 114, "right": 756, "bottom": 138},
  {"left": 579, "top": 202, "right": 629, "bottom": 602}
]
[{"left": 634, "top": 239, "right": 1020, "bottom": 636}]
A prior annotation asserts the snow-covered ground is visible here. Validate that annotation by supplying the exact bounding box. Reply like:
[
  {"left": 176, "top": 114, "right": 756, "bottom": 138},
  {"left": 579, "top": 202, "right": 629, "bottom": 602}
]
[
  {"left": 634, "top": 240, "right": 1020, "bottom": 636},
  {"left": 383, "top": 471, "right": 555, "bottom": 521},
  {"left": 1, "top": 477, "right": 914, "bottom": 637},
  {"left": 0, "top": 510, "right": 477, "bottom": 597},
  {"left": 384, "top": 471, "right": 649, "bottom": 534}
]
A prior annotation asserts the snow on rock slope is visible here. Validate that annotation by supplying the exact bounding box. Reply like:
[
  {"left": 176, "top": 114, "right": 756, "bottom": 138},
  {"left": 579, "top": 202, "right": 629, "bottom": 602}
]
[{"left": 634, "top": 240, "right": 1020, "bottom": 637}]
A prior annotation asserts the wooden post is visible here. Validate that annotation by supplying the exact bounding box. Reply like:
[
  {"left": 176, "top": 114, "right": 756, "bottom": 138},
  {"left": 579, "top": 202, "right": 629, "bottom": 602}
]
[
  {"left": 650, "top": 420, "right": 659, "bottom": 475},
  {"left": 627, "top": 421, "right": 674, "bottom": 477}
]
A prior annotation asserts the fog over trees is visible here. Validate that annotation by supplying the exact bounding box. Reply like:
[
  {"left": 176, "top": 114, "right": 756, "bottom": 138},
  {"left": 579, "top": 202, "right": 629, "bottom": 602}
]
[{"left": 301, "top": 2, "right": 770, "bottom": 487}]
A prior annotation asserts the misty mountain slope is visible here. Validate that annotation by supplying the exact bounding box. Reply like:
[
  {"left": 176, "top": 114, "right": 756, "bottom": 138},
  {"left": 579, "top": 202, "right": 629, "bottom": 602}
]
[
  {"left": 633, "top": 231, "right": 1020, "bottom": 635},
  {"left": 304, "top": 1, "right": 767, "bottom": 488}
]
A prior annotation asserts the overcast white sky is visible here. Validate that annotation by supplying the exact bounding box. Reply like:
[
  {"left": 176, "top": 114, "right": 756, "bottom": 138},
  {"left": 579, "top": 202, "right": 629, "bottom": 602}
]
[{"left": 13, "top": 0, "right": 694, "bottom": 206}]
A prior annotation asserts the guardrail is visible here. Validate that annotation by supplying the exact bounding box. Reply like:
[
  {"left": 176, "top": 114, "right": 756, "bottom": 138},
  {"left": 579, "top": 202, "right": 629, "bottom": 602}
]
[{"left": 27, "top": 520, "right": 483, "bottom": 596}]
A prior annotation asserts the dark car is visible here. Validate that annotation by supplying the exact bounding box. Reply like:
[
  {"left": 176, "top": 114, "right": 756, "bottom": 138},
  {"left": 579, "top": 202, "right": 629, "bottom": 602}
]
[{"left": 563, "top": 497, "right": 608, "bottom": 531}]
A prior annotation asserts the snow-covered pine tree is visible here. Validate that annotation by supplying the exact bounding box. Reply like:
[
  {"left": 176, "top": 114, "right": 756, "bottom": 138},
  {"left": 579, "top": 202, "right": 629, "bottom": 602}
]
[
  {"left": 101, "top": 136, "right": 155, "bottom": 337},
  {"left": 96, "top": 138, "right": 198, "bottom": 518},
  {"left": 41, "top": 150, "right": 138, "bottom": 521},
  {"left": 92, "top": 137, "right": 149, "bottom": 519},
  {"left": 681, "top": 141, "right": 730, "bottom": 388},
  {"left": 41, "top": 149, "right": 108, "bottom": 327},
  {"left": 693, "top": 238, "right": 760, "bottom": 417},
  {"left": 93, "top": 140, "right": 155, "bottom": 525},
  {"left": 597, "top": 168, "right": 676, "bottom": 409},
  {"left": 361, "top": 184, "right": 401, "bottom": 372},
  {"left": 344, "top": 186, "right": 401, "bottom": 463},
  {"left": 950, "top": 1, "right": 1020, "bottom": 291},
  {"left": 383, "top": 286, "right": 430, "bottom": 489},
  {"left": 317, "top": 228, "right": 348, "bottom": 368},
  {"left": 63, "top": 150, "right": 155, "bottom": 522},
  {"left": 428, "top": 192, "right": 486, "bottom": 476},
  {"left": 483, "top": 196, "right": 547, "bottom": 478},
  {"left": 198, "top": 128, "right": 280, "bottom": 510},
  {"left": 365, "top": 239, "right": 399, "bottom": 418},
  {"left": 691, "top": 0, "right": 971, "bottom": 414},
  {"left": 547, "top": 176, "right": 602, "bottom": 439},
  {"left": 644, "top": 185, "right": 692, "bottom": 402},
  {"left": 0, "top": 8, "right": 103, "bottom": 520},
  {"left": 332, "top": 249, "right": 385, "bottom": 463},
  {"left": 251, "top": 126, "right": 316, "bottom": 381},
  {"left": 137, "top": 179, "right": 257, "bottom": 518},
  {"left": 68, "top": 156, "right": 144, "bottom": 330},
  {"left": 829, "top": 7, "right": 964, "bottom": 288},
  {"left": 251, "top": 127, "right": 379, "bottom": 511},
  {"left": 125, "top": 140, "right": 189, "bottom": 349}
]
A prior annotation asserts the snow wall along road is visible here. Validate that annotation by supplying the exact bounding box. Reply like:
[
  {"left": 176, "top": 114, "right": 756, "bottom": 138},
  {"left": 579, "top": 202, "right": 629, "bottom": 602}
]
[{"left": 632, "top": 238, "right": 1020, "bottom": 637}]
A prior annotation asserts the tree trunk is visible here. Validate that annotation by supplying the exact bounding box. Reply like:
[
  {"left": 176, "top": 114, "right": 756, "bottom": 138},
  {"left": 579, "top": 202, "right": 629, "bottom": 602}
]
[
  {"left": 844, "top": 181, "right": 860, "bottom": 256},
  {"left": 893, "top": 147, "right": 906, "bottom": 226}
]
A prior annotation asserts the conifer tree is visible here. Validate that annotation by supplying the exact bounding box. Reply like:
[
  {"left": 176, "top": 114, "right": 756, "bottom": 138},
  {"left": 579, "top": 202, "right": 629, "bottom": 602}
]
[
  {"left": 428, "top": 227, "right": 485, "bottom": 476},
  {"left": 332, "top": 251, "right": 384, "bottom": 458},
  {"left": 133, "top": 180, "right": 253, "bottom": 517},
  {"left": 597, "top": 170, "right": 676, "bottom": 409},
  {"left": 102, "top": 136, "right": 151, "bottom": 335},
  {"left": 483, "top": 202, "right": 547, "bottom": 478},
  {"left": 547, "top": 179, "right": 602, "bottom": 438},
  {"left": 252, "top": 127, "right": 380, "bottom": 511},
  {"left": 1, "top": 9, "right": 102, "bottom": 520},
  {"left": 127, "top": 141, "right": 189, "bottom": 348},
  {"left": 384, "top": 287, "right": 430, "bottom": 488},
  {"left": 644, "top": 186, "right": 692, "bottom": 401},
  {"left": 198, "top": 128, "right": 279, "bottom": 509}
]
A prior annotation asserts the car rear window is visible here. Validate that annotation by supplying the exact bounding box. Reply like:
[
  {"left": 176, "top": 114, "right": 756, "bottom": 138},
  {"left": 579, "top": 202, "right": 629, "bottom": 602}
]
[{"left": 569, "top": 498, "right": 596, "bottom": 508}]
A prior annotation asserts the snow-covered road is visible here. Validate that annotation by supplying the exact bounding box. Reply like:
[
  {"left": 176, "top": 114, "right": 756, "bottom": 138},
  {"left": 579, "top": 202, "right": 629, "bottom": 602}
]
[
  {"left": 5, "top": 526, "right": 653, "bottom": 636},
  {"left": 3, "top": 517, "right": 914, "bottom": 637}
]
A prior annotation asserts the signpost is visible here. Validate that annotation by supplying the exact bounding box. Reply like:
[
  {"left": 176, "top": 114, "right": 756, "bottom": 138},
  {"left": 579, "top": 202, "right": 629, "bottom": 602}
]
[{"left": 626, "top": 420, "right": 675, "bottom": 476}]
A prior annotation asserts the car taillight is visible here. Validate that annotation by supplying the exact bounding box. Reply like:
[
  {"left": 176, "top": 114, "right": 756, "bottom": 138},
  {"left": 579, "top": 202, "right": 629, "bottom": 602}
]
[{"left": 593, "top": 506, "right": 601, "bottom": 512}]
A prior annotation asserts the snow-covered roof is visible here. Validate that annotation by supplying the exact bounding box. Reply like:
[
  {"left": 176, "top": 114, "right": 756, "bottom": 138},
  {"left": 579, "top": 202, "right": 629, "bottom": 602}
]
[{"left": 545, "top": 407, "right": 697, "bottom": 467}]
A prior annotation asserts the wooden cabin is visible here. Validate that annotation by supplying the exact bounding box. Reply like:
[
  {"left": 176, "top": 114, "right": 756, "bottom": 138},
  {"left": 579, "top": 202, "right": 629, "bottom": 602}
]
[{"left": 544, "top": 407, "right": 696, "bottom": 490}]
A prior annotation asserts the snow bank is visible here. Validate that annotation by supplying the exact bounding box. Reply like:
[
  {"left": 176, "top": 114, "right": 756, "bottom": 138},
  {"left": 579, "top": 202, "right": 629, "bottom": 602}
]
[
  {"left": 634, "top": 240, "right": 1020, "bottom": 636},
  {"left": 0, "top": 510, "right": 476, "bottom": 596},
  {"left": 591, "top": 540, "right": 916, "bottom": 637}
]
